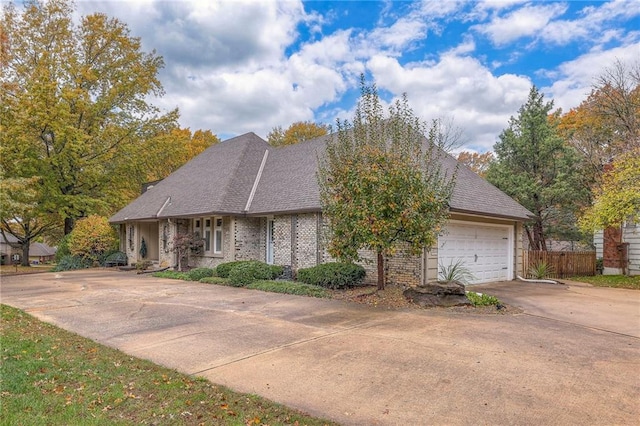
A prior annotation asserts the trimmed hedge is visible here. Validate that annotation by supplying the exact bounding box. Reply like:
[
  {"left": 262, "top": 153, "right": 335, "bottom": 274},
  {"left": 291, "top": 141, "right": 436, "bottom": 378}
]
[
  {"left": 187, "top": 267, "right": 215, "bottom": 281},
  {"left": 228, "top": 261, "right": 273, "bottom": 287},
  {"left": 217, "top": 261, "right": 283, "bottom": 280},
  {"left": 216, "top": 261, "right": 252, "bottom": 278},
  {"left": 297, "top": 262, "right": 366, "bottom": 289}
]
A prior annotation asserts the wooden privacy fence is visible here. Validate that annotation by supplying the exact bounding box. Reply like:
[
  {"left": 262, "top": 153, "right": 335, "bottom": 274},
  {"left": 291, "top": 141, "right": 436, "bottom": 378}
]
[{"left": 524, "top": 251, "right": 596, "bottom": 278}]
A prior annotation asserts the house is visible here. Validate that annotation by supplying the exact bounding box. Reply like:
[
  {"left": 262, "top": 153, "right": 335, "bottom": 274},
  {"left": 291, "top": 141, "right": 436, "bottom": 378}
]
[
  {"left": 0, "top": 233, "right": 20, "bottom": 265},
  {"left": 594, "top": 224, "right": 639, "bottom": 276},
  {"left": 0, "top": 234, "right": 56, "bottom": 265},
  {"left": 28, "top": 242, "right": 57, "bottom": 264},
  {"left": 109, "top": 132, "right": 532, "bottom": 285}
]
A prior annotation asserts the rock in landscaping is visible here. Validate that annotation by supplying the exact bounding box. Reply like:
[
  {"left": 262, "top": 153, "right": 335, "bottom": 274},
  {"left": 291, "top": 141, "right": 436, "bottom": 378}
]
[{"left": 403, "top": 281, "right": 472, "bottom": 307}]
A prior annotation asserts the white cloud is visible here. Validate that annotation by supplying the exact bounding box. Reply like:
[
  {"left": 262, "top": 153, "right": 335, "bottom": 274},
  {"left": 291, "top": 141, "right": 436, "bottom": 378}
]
[
  {"left": 366, "top": 53, "right": 532, "bottom": 152},
  {"left": 474, "top": 2, "right": 568, "bottom": 46},
  {"left": 544, "top": 42, "right": 640, "bottom": 113}
]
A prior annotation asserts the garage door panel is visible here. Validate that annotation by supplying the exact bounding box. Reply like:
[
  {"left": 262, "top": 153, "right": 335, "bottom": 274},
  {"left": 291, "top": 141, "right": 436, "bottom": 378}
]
[{"left": 438, "top": 222, "right": 512, "bottom": 284}]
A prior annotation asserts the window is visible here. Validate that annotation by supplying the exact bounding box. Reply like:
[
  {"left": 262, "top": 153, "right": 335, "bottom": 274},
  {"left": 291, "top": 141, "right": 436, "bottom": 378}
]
[
  {"left": 204, "top": 219, "right": 212, "bottom": 252},
  {"left": 214, "top": 218, "right": 223, "bottom": 254},
  {"left": 192, "top": 217, "right": 223, "bottom": 256}
]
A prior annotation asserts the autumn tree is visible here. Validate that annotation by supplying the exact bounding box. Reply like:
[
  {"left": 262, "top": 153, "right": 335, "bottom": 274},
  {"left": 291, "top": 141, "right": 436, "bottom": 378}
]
[
  {"left": 114, "top": 127, "right": 220, "bottom": 203},
  {"left": 579, "top": 149, "right": 640, "bottom": 231},
  {"left": 0, "top": 171, "right": 60, "bottom": 266},
  {"left": 68, "top": 215, "right": 118, "bottom": 263},
  {"left": 559, "top": 60, "right": 640, "bottom": 192},
  {"left": 457, "top": 151, "right": 495, "bottom": 177},
  {"left": 267, "top": 121, "right": 329, "bottom": 146},
  {"left": 319, "top": 79, "right": 456, "bottom": 290},
  {"left": 0, "top": 0, "right": 178, "bottom": 236},
  {"left": 487, "top": 86, "right": 588, "bottom": 250}
]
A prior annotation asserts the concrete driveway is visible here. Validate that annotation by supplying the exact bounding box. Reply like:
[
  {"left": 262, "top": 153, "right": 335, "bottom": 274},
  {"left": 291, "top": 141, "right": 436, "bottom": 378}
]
[{"left": 1, "top": 270, "right": 639, "bottom": 425}]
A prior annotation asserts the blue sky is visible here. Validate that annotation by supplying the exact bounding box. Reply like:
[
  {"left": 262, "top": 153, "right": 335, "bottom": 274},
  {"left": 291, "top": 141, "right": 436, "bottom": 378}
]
[{"left": 70, "top": 0, "right": 640, "bottom": 152}]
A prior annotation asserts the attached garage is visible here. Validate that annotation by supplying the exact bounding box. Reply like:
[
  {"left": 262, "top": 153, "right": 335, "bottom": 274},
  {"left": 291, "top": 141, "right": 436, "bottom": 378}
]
[{"left": 438, "top": 221, "right": 514, "bottom": 284}]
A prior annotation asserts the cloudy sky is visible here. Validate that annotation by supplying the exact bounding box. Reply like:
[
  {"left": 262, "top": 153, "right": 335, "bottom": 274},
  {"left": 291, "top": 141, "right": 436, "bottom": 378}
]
[{"left": 72, "top": 0, "right": 640, "bottom": 152}]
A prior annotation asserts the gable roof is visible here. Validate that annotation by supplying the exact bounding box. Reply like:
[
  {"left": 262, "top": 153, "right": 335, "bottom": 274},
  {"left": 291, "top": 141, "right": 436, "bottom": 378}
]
[{"left": 110, "top": 132, "right": 532, "bottom": 223}]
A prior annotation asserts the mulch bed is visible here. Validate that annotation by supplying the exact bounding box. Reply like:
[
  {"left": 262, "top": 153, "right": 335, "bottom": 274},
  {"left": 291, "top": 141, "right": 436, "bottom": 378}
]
[{"left": 328, "top": 284, "right": 522, "bottom": 314}]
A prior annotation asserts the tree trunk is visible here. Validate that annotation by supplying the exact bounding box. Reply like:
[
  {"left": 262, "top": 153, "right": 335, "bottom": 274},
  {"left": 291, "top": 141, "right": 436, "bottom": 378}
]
[
  {"left": 377, "top": 251, "right": 385, "bottom": 290},
  {"left": 21, "top": 241, "right": 30, "bottom": 266},
  {"left": 64, "top": 217, "right": 75, "bottom": 235}
]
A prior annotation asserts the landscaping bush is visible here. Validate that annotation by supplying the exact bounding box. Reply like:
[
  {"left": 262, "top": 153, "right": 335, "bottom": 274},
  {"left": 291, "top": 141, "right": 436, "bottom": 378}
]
[
  {"left": 187, "top": 267, "right": 215, "bottom": 281},
  {"left": 268, "top": 264, "right": 284, "bottom": 279},
  {"left": 466, "top": 291, "right": 501, "bottom": 306},
  {"left": 55, "top": 234, "right": 71, "bottom": 263},
  {"left": 228, "top": 261, "right": 273, "bottom": 287},
  {"left": 152, "top": 270, "right": 189, "bottom": 280},
  {"left": 52, "top": 255, "right": 92, "bottom": 272},
  {"left": 68, "top": 215, "right": 118, "bottom": 263},
  {"left": 216, "top": 261, "right": 252, "bottom": 278},
  {"left": 297, "top": 262, "right": 365, "bottom": 289},
  {"left": 199, "top": 276, "right": 231, "bottom": 285}
]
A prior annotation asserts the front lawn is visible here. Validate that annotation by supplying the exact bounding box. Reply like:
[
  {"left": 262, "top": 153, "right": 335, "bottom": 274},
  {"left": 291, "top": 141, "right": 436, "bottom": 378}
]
[
  {"left": 0, "top": 304, "right": 336, "bottom": 426},
  {"left": 572, "top": 275, "right": 640, "bottom": 290},
  {"left": 0, "top": 264, "right": 53, "bottom": 275}
]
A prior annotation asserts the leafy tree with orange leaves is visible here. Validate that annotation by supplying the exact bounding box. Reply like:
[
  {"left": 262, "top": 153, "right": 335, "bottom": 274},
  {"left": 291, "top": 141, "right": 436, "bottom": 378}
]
[
  {"left": 68, "top": 215, "right": 118, "bottom": 263},
  {"left": 267, "top": 121, "right": 329, "bottom": 146},
  {"left": 456, "top": 151, "right": 495, "bottom": 177},
  {"left": 580, "top": 150, "right": 640, "bottom": 231}
]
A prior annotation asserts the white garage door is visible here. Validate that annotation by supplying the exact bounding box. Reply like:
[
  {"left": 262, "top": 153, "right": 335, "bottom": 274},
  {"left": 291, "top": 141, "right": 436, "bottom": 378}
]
[{"left": 438, "top": 222, "right": 513, "bottom": 284}]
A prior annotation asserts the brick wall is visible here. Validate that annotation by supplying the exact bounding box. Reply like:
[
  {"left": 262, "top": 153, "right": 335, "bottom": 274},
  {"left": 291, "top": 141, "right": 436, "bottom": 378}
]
[
  {"left": 603, "top": 225, "right": 623, "bottom": 269},
  {"left": 234, "top": 217, "right": 264, "bottom": 261}
]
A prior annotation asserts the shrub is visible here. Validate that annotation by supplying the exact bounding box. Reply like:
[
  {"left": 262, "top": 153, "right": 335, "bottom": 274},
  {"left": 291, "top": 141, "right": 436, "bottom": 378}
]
[
  {"left": 268, "top": 264, "right": 284, "bottom": 279},
  {"left": 528, "top": 261, "right": 554, "bottom": 279},
  {"left": 228, "top": 261, "right": 273, "bottom": 287},
  {"left": 216, "top": 261, "right": 252, "bottom": 278},
  {"left": 152, "top": 270, "right": 189, "bottom": 280},
  {"left": 297, "top": 262, "right": 365, "bottom": 289},
  {"left": 199, "top": 276, "right": 231, "bottom": 285},
  {"left": 187, "top": 267, "right": 215, "bottom": 281},
  {"left": 466, "top": 291, "right": 501, "bottom": 306},
  {"left": 438, "top": 260, "right": 475, "bottom": 284},
  {"left": 68, "top": 215, "right": 118, "bottom": 262},
  {"left": 52, "top": 255, "right": 92, "bottom": 272},
  {"left": 247, "top": 280, "right": 329, "bottom": 298}
]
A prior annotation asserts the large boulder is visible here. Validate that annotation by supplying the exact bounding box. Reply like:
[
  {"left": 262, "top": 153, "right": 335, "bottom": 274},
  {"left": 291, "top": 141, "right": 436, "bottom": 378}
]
[{"left": 403, "top": 281, "right": 472, "bottom": 307}]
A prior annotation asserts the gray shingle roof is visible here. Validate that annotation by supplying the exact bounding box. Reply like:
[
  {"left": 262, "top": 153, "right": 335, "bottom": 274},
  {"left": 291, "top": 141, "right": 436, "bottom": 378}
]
[{"left": 110, "top": 131, "right": 532, "bottom": 223}]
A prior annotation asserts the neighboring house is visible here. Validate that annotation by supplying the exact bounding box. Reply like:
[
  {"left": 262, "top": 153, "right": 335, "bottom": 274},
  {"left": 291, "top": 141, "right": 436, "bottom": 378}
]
[
  {"left": 594, "top": 224, "right": 640, "bottom": 276},
  {"left": 0, "top": 234, "right": 56, "bottom": 265},
  {"left": 110, "top": 132, "right": 532, "bottom": 285},
  {"left": 28, "top": 242, "right": 57, "bottom": 264},
  {"left": 0, "top": 233, "right": 20, "bottom": 265}
]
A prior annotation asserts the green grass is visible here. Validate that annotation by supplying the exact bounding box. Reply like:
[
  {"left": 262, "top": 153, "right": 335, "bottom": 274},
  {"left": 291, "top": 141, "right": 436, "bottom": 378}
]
[
  {"left": 151, "top": 270, "right": 190, "bottom": 280},
  {"left": 572, "top": 275, "right": 640, "bottom": 290},
  {"left": 0, "top": 304, "right": 337, "bottom": 426},
  {"left": 246, "top": 280, "right": 330, "bottom": 298}
]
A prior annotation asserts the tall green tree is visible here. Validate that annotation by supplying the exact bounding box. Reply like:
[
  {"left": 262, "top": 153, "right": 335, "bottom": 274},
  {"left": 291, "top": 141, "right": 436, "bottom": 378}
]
[
  {"left": 319, "top": 79, "right": 456, "bottom": 290},
  {"left": 0, "top": 0, "right": 178, "bottom": 236},
  {"left": 267, "top": 121, "right": 329, "bottom": 146},
  {"left": 487, "top": 86, "right": 588, "bottom": 250}
]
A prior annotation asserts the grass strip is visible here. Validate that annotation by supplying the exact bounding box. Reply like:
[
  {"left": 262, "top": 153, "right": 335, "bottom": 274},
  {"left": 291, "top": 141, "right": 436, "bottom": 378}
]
[
  {"left": 572, "top": 275, "right": 640, "bottom": 290},
  {"left": 0, "top": 304, "right": 337, "bottom": 426}
]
